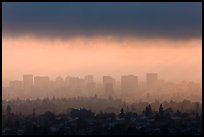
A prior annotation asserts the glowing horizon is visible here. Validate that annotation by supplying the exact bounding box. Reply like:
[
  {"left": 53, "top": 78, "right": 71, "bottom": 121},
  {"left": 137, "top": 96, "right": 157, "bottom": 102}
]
[{"left": 2, "top": 36, "right": 202, "bottom": 87}]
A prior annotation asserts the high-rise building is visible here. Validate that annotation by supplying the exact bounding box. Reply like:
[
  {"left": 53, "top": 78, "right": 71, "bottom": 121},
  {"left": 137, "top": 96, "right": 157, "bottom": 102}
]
[
  {"left": 55, "top": 76, "right": 64, "bottom": 88},
  {"left": 103, "top": 76, "right": 115, "bottom": 95},
  {"left": 84, "top": 75, "right": 95, "bottom": 93},
  {"left": 146, "top": 73, "right": 158, "bottom": 88},
  {"left": 23, "top": 74, "right": 33, "bottom": 89},
  {"left": 121, "top": 75, "right": 138, "bottom": 94},
  {"left": 34, "top": 76, "right": 50, "bottom": 88},
  {"left": 65, "top": 75, "right": 71, "bottom": 87}
]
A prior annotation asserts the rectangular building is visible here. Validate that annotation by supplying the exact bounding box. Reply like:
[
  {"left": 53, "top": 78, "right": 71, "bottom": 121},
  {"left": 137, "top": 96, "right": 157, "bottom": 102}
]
[
  {"left": 103, "top": 76, "right": 115, "bottom": 95},
  {"left": 23, "top": 74, "right": 33, "bottom": 89},
  {"left": 34, "top": 76, "right": 50, "bottom": 88},
  {"left": 121, "top": 75, "right": 138, "bottom": 93}
]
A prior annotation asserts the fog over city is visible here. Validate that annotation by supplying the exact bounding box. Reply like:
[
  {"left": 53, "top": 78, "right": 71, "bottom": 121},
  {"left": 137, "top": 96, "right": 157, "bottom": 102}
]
[
  {"left": 3, "top": 72, "right": 202, "bottom": 103},
  {"left": 2, "top": 36, "right": 202, "bottom": 86},
  {"left": 2, "top": 35, "right": 202, "bottom": 102},
  {"left": 2, "top": 3, "right": 202, "bottom": 88},
  {"left": 2, "top": 2, "right": 202, "bottom": 135}
]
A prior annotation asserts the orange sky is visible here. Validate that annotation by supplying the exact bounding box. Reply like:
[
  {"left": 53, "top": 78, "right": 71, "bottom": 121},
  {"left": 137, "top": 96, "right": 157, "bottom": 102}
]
[{"left": 2, "top": 36, "right": 202, "bottom": 86}]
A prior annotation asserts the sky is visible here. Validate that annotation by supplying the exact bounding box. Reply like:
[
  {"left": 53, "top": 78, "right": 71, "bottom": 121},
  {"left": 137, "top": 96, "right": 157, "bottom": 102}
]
[{"left": 2, "top": 2, "right": 202, "bottom": 86}]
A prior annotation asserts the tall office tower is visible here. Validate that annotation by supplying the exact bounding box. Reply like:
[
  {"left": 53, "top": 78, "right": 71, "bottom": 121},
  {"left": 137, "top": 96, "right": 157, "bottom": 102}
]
[
  {"left": 146, "top": 73, "right": 158, "bottom": 88},
  {"left": 103, "top": 76, "right": 115, "bottom": 96},
  {"left": 34, "top": 76, "right": 50, "bottom": 89},
  {"left": 84, "top": 75, "right": 95, "bottom": 95},
  {"left": 23, "top": 74, "right": 33, "bottom": 98},
  {"left": 121, "top": 75, "right": 138, "bottom": 95},
  {"left": 23, "top": 74, "right": 33, "bottom": 90}
]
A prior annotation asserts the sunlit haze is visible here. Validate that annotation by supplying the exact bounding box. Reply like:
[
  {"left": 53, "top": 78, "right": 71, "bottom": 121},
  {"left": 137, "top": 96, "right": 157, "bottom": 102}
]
[
  {"left": 2, "top": 2, "right": 202, "bottom": 135},
  {"left": 2, "top": 36, "right": 202, "bottom": 86}
]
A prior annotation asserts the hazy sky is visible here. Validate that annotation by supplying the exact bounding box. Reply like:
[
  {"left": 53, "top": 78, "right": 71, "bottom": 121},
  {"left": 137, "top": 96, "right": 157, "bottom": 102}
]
[{"left": 2, "top": 2, "right": 202, "bottom": 86}]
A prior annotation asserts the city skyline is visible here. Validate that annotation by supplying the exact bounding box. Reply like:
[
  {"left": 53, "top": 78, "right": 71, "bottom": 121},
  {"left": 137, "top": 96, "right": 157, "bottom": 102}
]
[
  {"left": 2, "top": 70, "right": 202, "bottom": 87},
  {"left": 2, "top": 2, "right": 202, "bottom": 87},
  {"left": 2, "top": 2, "right": 202, "bottom": 135},
  {"left": 3, "top": 73, "right": 202, "bottom": 103},
  {"left": 4, "top": 72, "right": 201, "bottom": 86}
]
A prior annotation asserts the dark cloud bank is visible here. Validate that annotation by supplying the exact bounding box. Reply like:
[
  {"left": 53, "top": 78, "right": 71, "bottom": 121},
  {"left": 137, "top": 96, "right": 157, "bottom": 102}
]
[{"left": 2, "top": 2, "right": 202, "bottom": 40}]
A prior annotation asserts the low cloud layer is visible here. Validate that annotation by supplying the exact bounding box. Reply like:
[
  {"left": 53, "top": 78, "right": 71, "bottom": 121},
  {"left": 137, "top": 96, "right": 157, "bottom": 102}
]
[{"left": 2, "top": 2, "right": 202, "bottom": 40}]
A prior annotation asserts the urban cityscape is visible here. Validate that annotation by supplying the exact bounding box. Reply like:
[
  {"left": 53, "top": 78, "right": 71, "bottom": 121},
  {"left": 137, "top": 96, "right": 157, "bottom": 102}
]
[
  {"left": 2, "top": 73, "right": 202, "bottom": 102},
  {"left": 2, "top": 73, "right": 202, "bottom": 135},
  {"left": 2, "top": 2, "right": 202, "bottom": 135}
]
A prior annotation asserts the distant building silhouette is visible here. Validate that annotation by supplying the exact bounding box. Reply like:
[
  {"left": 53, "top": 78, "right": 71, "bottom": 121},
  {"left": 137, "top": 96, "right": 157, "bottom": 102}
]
[
  {"left": 22, "top": 75, "right": 33, "bottom": 98},
  {"left": 103, "top": 76, "right": 115, "bottom": 96},
  {"left": 23, "top": 74, "right": 33, "bottom": 89},
  {"left": 34, "top": 76, "right": 50, "bottom": 88},
  {"left": 121, "top": 75, "right": 138, "bottom": 96},
  {"left": 55, "top": 76, "right": 64, "bottom": 88},
  {"left": 65, "top": 75, "right": 71, "bottom": 87},
  {"left": 84, "top": 75, "right": 96, "bottom": 94}
]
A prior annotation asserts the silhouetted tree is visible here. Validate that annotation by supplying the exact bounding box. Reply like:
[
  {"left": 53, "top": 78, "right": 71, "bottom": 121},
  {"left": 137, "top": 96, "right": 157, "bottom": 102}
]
[
  {"left": 119, "top": 108, "right": 125, "bottom": 118},
  {"left": 33, "top": 108, "right": 36, "bottom": 118},
  {"left": 159, "top": 104, "right": 163, "bottom": 116},
  {"left": 6, "top": 105, "right": 12, "bottom": 116},
  {"left": 145, "top": 104, "right": 152, "bottom": 116}
]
